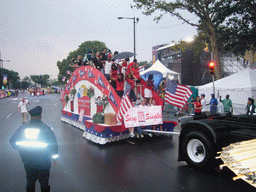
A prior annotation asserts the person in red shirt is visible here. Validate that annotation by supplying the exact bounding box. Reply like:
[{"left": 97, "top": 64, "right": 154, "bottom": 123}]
[
  {"left": 126, "top": 59, "right": 137, "bottom": 75},
  {"left": 194, "top": 96, "right": 202, "bottom": 116},
  {"left": 110, "top": 64, "right": 118, "bottom": 90},
  {"left": 126, "top": 73, "right": 137, "bottom": 102},
  {"left": 144, "top": 74, "right": 155, "bottom": 105},
  {"left": 131, "top": 62, "right": 146, "bottom": 83},
  {"left": 116, "top": 73, "right": 124, "bottom": 98},
  {"left": 121, "top": 58, "right": 129, "bottom": 78}
]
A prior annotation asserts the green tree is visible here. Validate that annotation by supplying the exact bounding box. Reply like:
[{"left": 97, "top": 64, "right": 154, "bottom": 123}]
[
  {"left": 0, "top": 68, "right": 20, "bottom": 89},
  {"left": 57, "top": 40, "right": 108, "bottom": 82},
  {"left": 20, "top": 76, "right": 31, "bottom": 89},
  {"left": 30, "top": 75, "right": 50, "bottom": 87},
  {"left": 217, "top": 0, "right": 256, "bottom": 56},
  {"left": 133, "top": 0, "right": 235, "bottom": 80}
]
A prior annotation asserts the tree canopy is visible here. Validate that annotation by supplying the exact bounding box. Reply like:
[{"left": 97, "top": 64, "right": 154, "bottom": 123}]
[
  {"left": 30, "top": 74, "right": 50, "bottom": 87},
  {"left": 133, "top": 0, "right": 256, "bottom": 79},
  {"left": 57, "top": 40, "right": 108, "bottom": 82}
]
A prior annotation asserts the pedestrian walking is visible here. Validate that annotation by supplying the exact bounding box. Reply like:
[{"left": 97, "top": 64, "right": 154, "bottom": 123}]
[
  {"left": 220, "top": 94, "right": 233, "bottom": 114},
  {"left": 18, "top": 97, "right": 29, "bottom": 123},
  {"left": 9, "top": 106, "right": 58, "bottom": 192}
]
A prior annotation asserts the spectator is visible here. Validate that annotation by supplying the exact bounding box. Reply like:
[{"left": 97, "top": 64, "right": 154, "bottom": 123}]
[
  {"left": 246, "top": 97, "right": 255, "bottom": 115},
  {"left": 189, "top": 96, "right": 195, "bottom": 115},
  {"left": 144, "top": 74, "right": 155, "bottom": 106},
  {"left": 116, "top": 73, "right": 124, "bottom": 98},
  {"left": 104, "top": 55, "right": 113, "bottom": 81},
  {"left": 220, "top": 94, "right": 233, "bottom": 114},
  {"left": 200, "top": 94, "right": 207, "bottom": 115},
  {"left": 194, "top": 96, "right": 202, "bottom": 116},
  {"left": 110, "top": 64, "right": 118, "bottom": 90},
  {"left": 208, "top": 93, "right": 218, "bottom": 115}
]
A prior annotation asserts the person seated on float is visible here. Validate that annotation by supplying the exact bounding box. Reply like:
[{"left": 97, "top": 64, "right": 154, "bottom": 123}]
[
  {"left": 69, "top": 55, "right": 83, "bottom": 72},
  {"left": 144, "top": 74, "right": 155, "bottom": 106},
  {"left": 126, "top": 73, "right": 137, "bottom": 103},
  {"left": 116, "top": 73, "right": 124, "bottom": 98},
  {"left": 151, "top": 99, "right": 163, "bottom": 134},
  {"left": 110, "top": 63, "right": 118, "bottom": 90}
]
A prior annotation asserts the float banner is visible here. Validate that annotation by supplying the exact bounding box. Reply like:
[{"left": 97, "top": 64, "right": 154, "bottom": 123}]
[
  {"left": 78, "top": 96, "right": 90, "bottom": 116},
  {"left": 124, "top": 106, "right": 163, "bottom": 128}
]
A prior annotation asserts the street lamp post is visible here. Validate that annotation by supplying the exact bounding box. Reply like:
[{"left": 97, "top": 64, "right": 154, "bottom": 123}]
[
  {"left": 118, "top": 17, "right": 139, "bottom": 59},
  {"left": 0, "top": 51, "right": 10, "bottom": 68}
]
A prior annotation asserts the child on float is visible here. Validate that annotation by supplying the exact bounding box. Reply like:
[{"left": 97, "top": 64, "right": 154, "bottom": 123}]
[
  {"left": 116, "top": 73, "right": 124, "bottom": 98},
  {"left": 144, "top": 74, "right": 155, "bottom": 106}
]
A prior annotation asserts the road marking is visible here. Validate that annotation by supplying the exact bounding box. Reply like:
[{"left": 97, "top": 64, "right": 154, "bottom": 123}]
[
  {"left": 7, "top": 113, "right": 12, "bottom": 118},
  {"left": 126, "top": 140, "right": 135, "bottom": 145}
]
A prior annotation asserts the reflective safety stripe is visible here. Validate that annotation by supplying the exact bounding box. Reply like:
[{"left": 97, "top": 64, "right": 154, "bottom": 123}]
[
  {"left": 52, "top": 154, "right": 59, "bottom": 159},
  {"left": 16, "top": 141, "right": 48, "bottom": 148},
  {"left": 25, "top": 128, "right": 40, "bottom": 139}
]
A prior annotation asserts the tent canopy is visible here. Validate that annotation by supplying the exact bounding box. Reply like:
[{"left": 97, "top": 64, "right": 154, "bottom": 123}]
[
  {"left": 140, "top": 60, "right": 180, "bottom": 88},
  {"left": 140, "top": 60, "right": 180, "bottom": 77},
  {"left": 198, "top": 68, "right": 256, "bottom": 106}
]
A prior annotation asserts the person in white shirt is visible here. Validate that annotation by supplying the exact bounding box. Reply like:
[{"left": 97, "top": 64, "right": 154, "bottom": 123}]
[
  {"left": 18, "top": 97, "right": 29, "bottom": 123},
  {"left": 200, "top": 94, "right": 207, "bottom": 115},
  {"left": 104, "top": 55, "right": 113, "bottom": 81}
]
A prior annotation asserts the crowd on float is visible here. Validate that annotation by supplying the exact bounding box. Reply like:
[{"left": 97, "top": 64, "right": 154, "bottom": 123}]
[{"left": 68, "top": 49, "right": 158, "bottom": 104}]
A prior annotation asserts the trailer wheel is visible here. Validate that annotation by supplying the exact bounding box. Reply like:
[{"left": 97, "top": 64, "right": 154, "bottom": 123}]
[{"left": 181, "top": 131, "right": 216, "bottom": 170}]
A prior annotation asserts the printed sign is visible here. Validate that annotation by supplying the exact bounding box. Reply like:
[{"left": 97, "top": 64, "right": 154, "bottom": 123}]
[
  {"left": 78, "top": 96, "right": 90, "bottom": 116},
  {"left": 124, "top": 106, "right": 163, "bottom": 128}
]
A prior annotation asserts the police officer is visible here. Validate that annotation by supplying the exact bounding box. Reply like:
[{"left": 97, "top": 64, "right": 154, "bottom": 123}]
[{"left": 9, "top": 106, "right": 58, "bottom": 192}]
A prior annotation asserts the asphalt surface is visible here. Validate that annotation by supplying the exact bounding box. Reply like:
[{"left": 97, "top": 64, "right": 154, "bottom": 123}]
[{"left": 0, "top": 93, "right": 255, "bottom": 192}]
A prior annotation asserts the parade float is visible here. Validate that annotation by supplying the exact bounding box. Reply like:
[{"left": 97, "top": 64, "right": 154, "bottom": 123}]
[{"left": 61, "top": 66, "right": 177, "bottom": 144}]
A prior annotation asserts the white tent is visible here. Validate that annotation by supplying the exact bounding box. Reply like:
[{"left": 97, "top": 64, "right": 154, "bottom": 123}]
[
  {"left": 198, "top": 68, "right": 256, "bottom": 114},
  {"left": 140, "top": 60, "right": 180, "bottom": 79}
]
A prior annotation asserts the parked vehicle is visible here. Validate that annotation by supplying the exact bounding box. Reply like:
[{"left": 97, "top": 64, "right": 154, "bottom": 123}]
[{"left": 178, "top": 113, "right": 256, "bottom": 170}]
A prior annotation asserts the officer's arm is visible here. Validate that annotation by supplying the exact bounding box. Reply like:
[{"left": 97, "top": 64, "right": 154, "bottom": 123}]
[{"left": 9, "top": 127, "right": 22, "bottom": 150}]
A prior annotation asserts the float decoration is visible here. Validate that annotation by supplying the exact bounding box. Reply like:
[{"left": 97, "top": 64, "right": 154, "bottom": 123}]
[{"left": 60, "top": 66, "right": 175, "bottom": 144}]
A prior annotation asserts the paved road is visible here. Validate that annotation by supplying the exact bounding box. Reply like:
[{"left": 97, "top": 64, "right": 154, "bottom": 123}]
[{"left": 0, "top": 93, "right": 255, "bottom": 192}]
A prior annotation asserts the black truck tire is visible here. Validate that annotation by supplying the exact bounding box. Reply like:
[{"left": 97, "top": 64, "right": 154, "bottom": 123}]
[{"left": 181, "top": 131, "right": 216, "bottom": 170}]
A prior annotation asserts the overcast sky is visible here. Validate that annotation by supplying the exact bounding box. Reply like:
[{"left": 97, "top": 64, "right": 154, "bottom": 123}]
[{"left": 0, "top": 0, "right": 197, "bottom": 80}]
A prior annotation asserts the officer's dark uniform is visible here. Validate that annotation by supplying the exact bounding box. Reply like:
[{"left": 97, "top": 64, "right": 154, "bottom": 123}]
[{"left": 9, "top": 106, "right": 58, "bottom": 192}]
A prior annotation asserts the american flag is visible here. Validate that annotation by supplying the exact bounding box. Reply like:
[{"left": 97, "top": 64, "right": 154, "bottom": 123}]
[
  {"left": 164, "top": 79, "right": 192, "bottom": 108},
  {"left": 116, "top": 89, "right": 133, "bottom": 123},
  {"left": 62, "top": 76, "right": 66, "bottom": 82},
  {"left": 66, "top": 70, "right": 71, "bottom": 75},
  {"left": 60, "top": 89, "right": 65, "bottom": 101}
]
